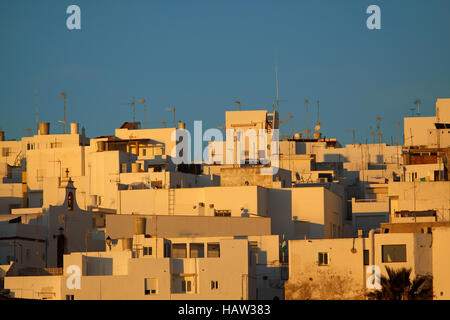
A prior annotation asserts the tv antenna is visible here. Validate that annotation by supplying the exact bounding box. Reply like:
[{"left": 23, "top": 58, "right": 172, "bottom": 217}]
[
  {"left": 24, "top": 128, "right": 33, "bottom": 137},
  {"left": 285, "top": 114, "right": 294, "bottom": 138},
  {"left": 376, "top": 116, "right": 382, "bottom": 144},
  {"left": 315, "top": 100, "right": 322, "bottom": 132},
  {"left": 57, "top": 92, "right": 67, "bottom": 134},
  {"left": 345, "top": 129, "right": 356, "bottom": 145},
  {"left": 121, "top": 97, "right": 136, "bottom": 122},
  {"left": 234, "top": 100, "right": 242, "bottom": 111},
  {"left": 164, "top": 105, "right": 176, "bottom": 128},
  {"left": 304, "top": 99, "right": 310, "bottom": 138},
  {"left": 275, "top": 63, "right": 279, "bottom": 111},
  {"left": 369, "top": 128, "right": 376, "bottom": 144},
  {"left": 136, "top": 98, "right": 147, "bottom": 128},
  {"left": 414, "top": 99, "right": 421, "bottom": 116},
  {"left": 157, "top": 121, "right": 167, "bottom": 127},
  {"left": 35, "top": 78, "right": 39, "bottom": 134}
]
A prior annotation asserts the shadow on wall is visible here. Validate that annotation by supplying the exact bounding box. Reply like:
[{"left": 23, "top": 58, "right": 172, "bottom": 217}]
[
  {"left": 323, "top": 154, "right": 349, "bottom": 163},
  {"left": 0, "top": 197, "right": 23, "bottom": 214},
  {"left": 86, "top": 256, "right": 113, "bottom": 276},
  {"left": 284, "top": 269, "right": 364, "bottom": 300},
  {"left": 255, "top": 263, "right": 286, "bottom": 300}
]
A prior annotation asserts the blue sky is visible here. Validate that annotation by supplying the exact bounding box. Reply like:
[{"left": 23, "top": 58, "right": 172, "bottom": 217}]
[{"left": 1, "top": 0, "right": 450, "bottom": 145}]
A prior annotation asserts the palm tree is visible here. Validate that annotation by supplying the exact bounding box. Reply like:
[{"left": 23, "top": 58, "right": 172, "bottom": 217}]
[{"left": 367, "top": 266, "right": 433, "bottom": 300}]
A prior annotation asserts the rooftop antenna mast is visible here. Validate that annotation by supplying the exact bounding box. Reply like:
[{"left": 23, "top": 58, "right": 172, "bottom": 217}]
[
  {"left": 394, "top": 120, "right": 401, "bottom": 166},
  {"left": 24, "top": 128, "right": 33, "bottom": 137},
  {"left": 409, "top": 107, "right": 415, "bottom": 117},
  {"left": 58, "top": 92, "right": 67, "bottom": 134},
  {"left": 414, "top": 99, "right": 421, "bottom": 116},
  {"left": 315, "top": 100, "right": 322, "bottom": 135},
  {"left": 275, "top": 62, "right": 279, "bottom": 112},
  {"left": 164, "top": 105, "right": 176, "bottom": 127},
  {"left": 345, "top": 129, "right": 356, "bottom": 145},
  {"left": 304, "top": 99, "right": 310, "bottom": 138},
  {"left": 122, "top": 97, "right": 136, "bottom": 122},
  {"left": 376, "top": 116, "right": 382, "bottom": 144},
  {"left": 316, "top": 100, "right": 320, "bottom": 125},
  {"left": 234, "top": 100, "right": 242, "bottom": 111},
  {"left": 136, "top": 98, "right": 147, "bottom": 128},
  {"left": 35, "top": 78, "right": 39, "bottom": 134},
  {"left": 285, "top": 114, "right": 294, "bottom": 138},
  {"left": 369, "top": 128, "right": 375, "bottom": 144}
]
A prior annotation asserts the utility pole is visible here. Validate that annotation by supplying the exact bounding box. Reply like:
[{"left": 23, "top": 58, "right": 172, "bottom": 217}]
[
  {"left": 58, "top": 92, "right": 67, "bottom": 134},
  {"left": 136, "top": 98, "right": 147, "bottom": 128}
]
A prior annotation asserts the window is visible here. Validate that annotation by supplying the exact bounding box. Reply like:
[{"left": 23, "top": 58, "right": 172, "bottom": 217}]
[
  {"left": 65, "top": 295, "right": 74, "bottom": 300},
  {"left": 151, "top": 180, "right": 163, "bottom": 189},
  {"left": 382, "top": 245, "right": 407, "bottom": 263},
  {"left": 182, "top": 280, "right": 192, "bottom": 293},
  {"left": 164, "top": 243, "right": 171, "bottom": 258},
  {"left": 207, "top": 243, "right": 220, "bottom": 258},
  {"left": 249, "top": 241, "right": 258, "bottom": 264},
  {"left": 211, "top": 281, "right": 219, "bottom": 290},
  {"left": 50, "top": 142, "right": 62, "bottom": 149},
  {"left": 144, "top": 278, "right": 158, "bottom": 295},
  {"left": 318, "top": 252, "right": 328, "bottom": 266},
  {"left": 215, "top": 210, "right": 231, "bottom": 217},
  {"left": 172, "top": 243, "right": 187, "bottom": 258},
  {"left": 189, "top": 243, "right": 204, "bottom": 258},
  {"left": 363, "top": 250, "right": 369, "bottom": 266},
  {"left": 143, "top": 247, "right": 153, "bottom": 256},
  {"left": 67, "top": 192, "right": 74, "bottom": 211},
  {"left": 2, "top": 147, "right": 11, "bottom": 157}
]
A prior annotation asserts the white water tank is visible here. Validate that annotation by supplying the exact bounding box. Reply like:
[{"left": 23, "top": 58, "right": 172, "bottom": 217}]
[
  {"left": 39, "top": 122, "right": 50, "bottom": 135},
  {"left": 131, "top": 163, "right": 141, "bottom": 173},
  {"left": 134, "top": 217, "right": 146, "bottom": 235},
  {"left": 178, "top": 122, "right": 186, "bottom": 129},
  {"left": 70, "top": 123, "right": 79, "bottom": 134}
]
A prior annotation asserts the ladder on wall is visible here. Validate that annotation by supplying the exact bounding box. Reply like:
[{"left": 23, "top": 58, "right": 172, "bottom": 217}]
[{"left": 168, "top": 188, "right": 175, "bottom": 215}]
